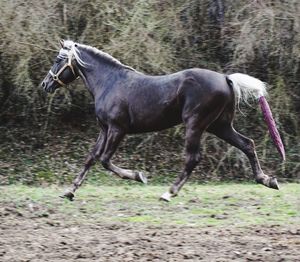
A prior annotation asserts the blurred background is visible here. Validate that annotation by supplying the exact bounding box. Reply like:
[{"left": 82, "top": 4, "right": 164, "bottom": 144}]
[{"left": 0, "top": 0, "right": 299, "bottom": 185}]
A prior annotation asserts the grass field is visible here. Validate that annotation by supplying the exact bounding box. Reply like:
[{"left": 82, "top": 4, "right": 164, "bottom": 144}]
[
  {"left": 1, "top": 183, "right": 299, "bottom": 227},
  {"left": 1, "top": 183, "right": 299, "bottom": 261}
]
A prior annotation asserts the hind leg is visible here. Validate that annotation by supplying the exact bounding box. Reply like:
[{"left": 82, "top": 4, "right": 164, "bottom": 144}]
[
  {"left": 161, "top": 128, "right": 202, "bottom": 201},
  {"left": 160, "top": 116, "right": 207, "bottom": 202},
  {"left": 209, "top": 124, "right": 279, "bottom": 189},
  {"left": 160, "top": 89, "right": 229, "bottom": 202}
]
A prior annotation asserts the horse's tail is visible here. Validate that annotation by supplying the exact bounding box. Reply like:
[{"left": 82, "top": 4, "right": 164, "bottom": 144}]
[{"left": 227, "top": 73, "right": 285, "bottom": 161}]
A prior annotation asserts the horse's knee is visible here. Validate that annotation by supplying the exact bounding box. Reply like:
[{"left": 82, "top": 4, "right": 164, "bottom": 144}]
[
  {"left": 185, "top": 151, "right": 201, "bottom": 171},
  {"left": 100, "top": 157, "right": 109, "bottom": 169},
  {"left": 191, "top": 153, "right": 201, "bottom": 166},
  {"left": 84, "top": 154, "right": 95, "bottom": 168}
]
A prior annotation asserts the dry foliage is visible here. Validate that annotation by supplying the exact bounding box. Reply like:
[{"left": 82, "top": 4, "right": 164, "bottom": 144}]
[{"left": 0, "top": 0, "right": 299, "bottom": 183}]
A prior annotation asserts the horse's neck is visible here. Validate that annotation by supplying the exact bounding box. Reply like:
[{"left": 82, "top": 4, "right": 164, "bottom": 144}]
[{"left": 77, "top": 51, "right": 122, "bottom": 96}]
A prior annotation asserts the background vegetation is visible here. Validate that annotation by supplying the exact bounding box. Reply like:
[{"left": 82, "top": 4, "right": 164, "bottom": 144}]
[{"left": 0, "top": 0, "right": 299, "bottom": 184}]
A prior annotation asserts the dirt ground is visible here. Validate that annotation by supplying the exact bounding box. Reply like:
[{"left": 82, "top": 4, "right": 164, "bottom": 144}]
[{"left": 1, "top": 202, "right": 299, "bottom": 262}]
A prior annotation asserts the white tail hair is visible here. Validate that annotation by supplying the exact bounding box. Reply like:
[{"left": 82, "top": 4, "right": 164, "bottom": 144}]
[
  {"left": 227, "top": 73, "right": 285, "bottom": 161},
  {"left": 228, "top": 73, "right": 267, "bottom": 105}
]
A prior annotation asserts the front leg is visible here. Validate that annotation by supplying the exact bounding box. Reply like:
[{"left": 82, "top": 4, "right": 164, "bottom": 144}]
[
  {"left": 61, "top": 131, "right": 106, "bottom": 201},
  {"left": 107, "top": 162, "right": 147, "bottom": 184},
  {"left": 100, "top": 126, "right": 147, "bottom": 183}
]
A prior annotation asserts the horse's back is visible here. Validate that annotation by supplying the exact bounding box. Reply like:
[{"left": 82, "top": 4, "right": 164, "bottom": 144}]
[
  {"left": 180, "top": 68, "right": 231, "bottom": 96},
  {"left": 97, "top": 68, "right": 233, "bottom": 134}
]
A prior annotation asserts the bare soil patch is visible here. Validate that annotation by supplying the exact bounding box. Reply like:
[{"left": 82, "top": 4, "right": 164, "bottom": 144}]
[{"left": 1, "top": 201, "right": 299, "bottom": 262}]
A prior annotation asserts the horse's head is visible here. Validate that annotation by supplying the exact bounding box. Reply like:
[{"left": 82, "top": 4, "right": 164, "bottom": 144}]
[{"left": 41, "top": 40, "right": 79, "bottom": 93}]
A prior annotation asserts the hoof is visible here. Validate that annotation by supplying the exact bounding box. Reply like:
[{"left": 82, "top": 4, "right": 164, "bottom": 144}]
[
  {"left": 60, "top": 190, "right": 75, "bottom": 201},
  {"left": 268, "top": 177, "right": 279, "bottom": 190},
  {"left": 135, "top": 171, "right": 147, "bottom": 184},
  {"left": 256, "top": 175, "right": 280, "bottom": 190},
  {"left": 159, "top": 192, "right": 172, "bottom": 202}
]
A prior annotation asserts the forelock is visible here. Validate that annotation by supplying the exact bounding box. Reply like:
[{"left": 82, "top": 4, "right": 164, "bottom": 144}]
[
  {"left": 63, "top": 40, "right": 75, "bottom": 49},
  {"left": 58, "top": 48, "right": 69, "bottom": 58}
]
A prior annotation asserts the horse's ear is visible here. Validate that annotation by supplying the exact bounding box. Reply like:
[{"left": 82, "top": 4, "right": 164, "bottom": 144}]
[{"left": 59, "top": 39, "right": 64, "bottom": 48}]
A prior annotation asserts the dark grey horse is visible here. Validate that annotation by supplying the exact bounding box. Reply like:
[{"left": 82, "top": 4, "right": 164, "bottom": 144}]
[{"left": 41, "top": 40, "right": 280, "bottom": 202}]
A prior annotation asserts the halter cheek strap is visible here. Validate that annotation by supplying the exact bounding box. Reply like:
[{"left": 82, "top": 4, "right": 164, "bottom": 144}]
[{"left": 49, "top": 51, "right": 77, "bottom": 86}]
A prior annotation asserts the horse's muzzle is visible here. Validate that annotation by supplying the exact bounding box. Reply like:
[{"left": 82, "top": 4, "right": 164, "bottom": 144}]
[
  {"left": 41, "top": 81, "right": 56, "bottom": 93},
  {"left": 41, "top": 81, "right": 47, "bottom": 90}
]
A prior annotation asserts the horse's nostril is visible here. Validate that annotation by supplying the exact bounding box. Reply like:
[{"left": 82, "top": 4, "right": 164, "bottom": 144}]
[{"left": 41, "top": 82, "right": 45, "bottom": 88}]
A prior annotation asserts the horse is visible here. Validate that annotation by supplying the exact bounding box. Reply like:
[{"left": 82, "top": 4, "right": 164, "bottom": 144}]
[{"left": 41, "top": 40, "right": 285, "bottom": 202}]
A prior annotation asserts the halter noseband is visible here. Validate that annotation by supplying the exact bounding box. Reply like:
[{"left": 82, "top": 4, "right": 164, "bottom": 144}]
[{"left": 49, "top": 49, "right": 77, "bottom": 86}]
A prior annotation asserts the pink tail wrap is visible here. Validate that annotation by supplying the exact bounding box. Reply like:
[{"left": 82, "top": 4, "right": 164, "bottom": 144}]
[{"left": 259, "top": 96, "right": 285, "bottom": 161}]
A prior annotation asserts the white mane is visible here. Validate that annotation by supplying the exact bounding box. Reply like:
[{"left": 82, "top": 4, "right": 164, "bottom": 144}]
[
  {"left": 58, "top": 40, "right": 87, "bottom": 67},
  {"left": 59, "top": 40, "right": 135, "bottom": 71}
]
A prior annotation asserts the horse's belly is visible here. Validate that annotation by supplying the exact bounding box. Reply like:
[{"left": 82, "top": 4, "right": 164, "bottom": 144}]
[{"left": 128, "top": 107, "right": 182, "bottom": 134}]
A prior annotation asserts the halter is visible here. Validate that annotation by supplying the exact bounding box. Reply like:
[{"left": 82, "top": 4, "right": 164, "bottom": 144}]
[{"left": 49, "top": 49, "right": 77, "bottom": 86}]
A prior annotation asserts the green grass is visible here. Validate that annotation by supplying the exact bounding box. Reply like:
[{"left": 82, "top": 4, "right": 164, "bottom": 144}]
[{"left": 0, "top": 183, "right": 299, "bottom": 227}]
